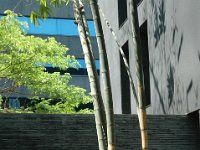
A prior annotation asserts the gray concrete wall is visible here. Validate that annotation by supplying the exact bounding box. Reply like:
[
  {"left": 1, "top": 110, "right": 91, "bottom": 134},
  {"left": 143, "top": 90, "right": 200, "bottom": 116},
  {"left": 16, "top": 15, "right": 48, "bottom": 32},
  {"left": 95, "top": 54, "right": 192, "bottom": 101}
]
[
  {"left": 70, "top": 75, "right": 90, "bottom": 92},
  {"left": 0, "top": 113, "right": 199, "bottom": 150},
  {"left": 0, "top": 0, "right": 93, "bottom": 19},
  {"left": 99, "top": 0, "right": 200, "bottom": 114},
  {"left": 0, "top": 76, "right": 91, "bottom": 98},
  {"left": 146, "top": 0, "right": 200, "bottom": 114},
  {"left": 98, "top": 0, "right": 146, "bottom": 114},
  {"left": 98, "top": 0, "right": 131, "bottom": 114},
  {"left": 36, "top": 35, "right": 98, "bottom": 59}
]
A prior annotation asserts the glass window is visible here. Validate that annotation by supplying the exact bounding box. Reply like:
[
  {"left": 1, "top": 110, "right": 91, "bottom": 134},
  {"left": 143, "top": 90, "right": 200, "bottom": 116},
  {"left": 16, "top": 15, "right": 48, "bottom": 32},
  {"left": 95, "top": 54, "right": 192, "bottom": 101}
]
[
  {"left": 120, "top": 41, "right": 131, "bottom": 114},
  {"left": 118, "top": 0, "right": 127, "bottom": 28}
]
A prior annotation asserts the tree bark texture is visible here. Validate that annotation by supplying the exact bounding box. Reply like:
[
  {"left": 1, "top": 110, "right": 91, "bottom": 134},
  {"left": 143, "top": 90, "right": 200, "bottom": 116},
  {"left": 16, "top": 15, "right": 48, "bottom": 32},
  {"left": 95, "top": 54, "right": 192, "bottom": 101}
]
[
  {"left": 98, "top": 2, "right": 149, "bottom": 149},
  {"left": 89, "top": 0, "right": 116, "bottom": 149},
  {"left": 77, "top": 0, "right": 107, "bottom": 140},
  {"left": 130, "top": 0, "right": 148, "bottom": 149},
  {"left": 72, "top": 1, "right": 107, "bottom": 149}
]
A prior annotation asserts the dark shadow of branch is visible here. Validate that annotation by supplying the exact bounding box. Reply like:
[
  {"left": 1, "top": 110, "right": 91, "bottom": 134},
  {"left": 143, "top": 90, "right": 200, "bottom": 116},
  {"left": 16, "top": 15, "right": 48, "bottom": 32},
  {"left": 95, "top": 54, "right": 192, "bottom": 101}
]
[
  {"left": 153, "top": 0, "right": 166, "bottom": 47},
  {"left": 150, "top": 64, "right": 166, "bottom": 114},
  {"left": 167, "top": 64, "right": 174, "bottom": 108},
  {"left": 186, "top": 80, "right": 193, "bottom": 112},
  {"left": 177, "top": 34, "right": 183, "bottom": 62}
]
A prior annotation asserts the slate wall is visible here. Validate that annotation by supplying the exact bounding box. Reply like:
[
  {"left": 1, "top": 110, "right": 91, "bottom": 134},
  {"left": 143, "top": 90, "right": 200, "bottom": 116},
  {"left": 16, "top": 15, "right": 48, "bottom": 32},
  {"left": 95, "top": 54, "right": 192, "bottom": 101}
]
[{"left": 0, "top": 113, "right": 199, "bottom": 150}]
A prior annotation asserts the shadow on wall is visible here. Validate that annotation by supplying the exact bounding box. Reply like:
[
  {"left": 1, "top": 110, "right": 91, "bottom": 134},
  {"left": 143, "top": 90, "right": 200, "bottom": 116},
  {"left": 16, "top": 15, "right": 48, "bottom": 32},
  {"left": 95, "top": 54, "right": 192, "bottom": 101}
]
[
  {"left": 150, "top": 64, "right": 166, "bottom": 114},
  {"left": 167, "top": 64, "right": 174, "bottom": 108},
  {"left": 152, "top": 0, "right": 166, "bottom": 48},
  {"left": 149, "top": 0, "right": 168, "bottom": 114},
  {"left": 167, "top": 31, "right": 183, "bottom": 108},
  {"left": 149, "top": 0, "right": 187, "bottom": 113},
  {"left": 177, "top": 34, "right": 183, "bottom": 62},
  {"left": 198, "top": 51, "right": 200, "bottom": 62},
  {"left": 166, "top": 15, "right": 184, "bottom": 112},
  {"left": 149, "top": 0, "right": 200, "bottom": 114}
]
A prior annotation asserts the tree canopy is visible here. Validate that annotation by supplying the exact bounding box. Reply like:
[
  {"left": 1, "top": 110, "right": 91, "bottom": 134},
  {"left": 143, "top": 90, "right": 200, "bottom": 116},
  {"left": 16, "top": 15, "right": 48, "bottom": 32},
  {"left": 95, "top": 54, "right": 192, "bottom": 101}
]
[{"left": 0, "top": 10, "right": 92, "bottom": 113}]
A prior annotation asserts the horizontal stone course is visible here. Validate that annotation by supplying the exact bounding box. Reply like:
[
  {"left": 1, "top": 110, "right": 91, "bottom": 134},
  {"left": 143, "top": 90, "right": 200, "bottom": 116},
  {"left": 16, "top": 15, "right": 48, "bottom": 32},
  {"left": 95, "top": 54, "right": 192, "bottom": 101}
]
[{"left": 0, "top": 114, "right": 199, "bottom": 150}]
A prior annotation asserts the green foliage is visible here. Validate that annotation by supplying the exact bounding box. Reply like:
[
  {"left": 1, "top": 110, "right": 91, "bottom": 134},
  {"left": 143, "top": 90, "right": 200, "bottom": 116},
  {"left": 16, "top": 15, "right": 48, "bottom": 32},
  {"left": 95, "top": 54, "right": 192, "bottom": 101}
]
[
  {"left": 32, "top": 96, "right": 93, "bottom": 114},
  {"left": 0, "top": 11, "right": 93, "bottom": 114},
  {"left": 0, "top": 95, "right": 2, "bottom": 108},
  {"left": 30, "top": 0, "right": 90, "bottom": 25},
  {"left": 0, "top": 107, "right": 33, "bottom": 114},
  {"left": 30, "top": 0, "right": 70, "bottom": 25}
]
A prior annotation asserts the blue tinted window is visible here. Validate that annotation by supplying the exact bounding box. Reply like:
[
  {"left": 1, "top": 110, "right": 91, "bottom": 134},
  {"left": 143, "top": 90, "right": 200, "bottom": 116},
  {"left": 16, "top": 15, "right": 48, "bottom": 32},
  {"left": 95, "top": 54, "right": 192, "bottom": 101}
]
[
  {"left": 19, "top": 17, "right": 95, "bottom": 36},
  {"left": 0, "top": 15, "right": 95, "bottom": 36},
  {"left": 44, "top": 59, "right": 100, "bottom": 70},
  {"left": 77, "top": 59, "right": 100, "bottom": 70},
  {"left": 45, "top": 59, "right": 100, "bottom": 75}
]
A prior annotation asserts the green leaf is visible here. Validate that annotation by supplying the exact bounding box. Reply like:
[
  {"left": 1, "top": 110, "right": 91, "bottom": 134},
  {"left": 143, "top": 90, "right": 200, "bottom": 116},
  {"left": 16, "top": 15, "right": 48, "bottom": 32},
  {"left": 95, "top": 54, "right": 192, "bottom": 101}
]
[
  {"left": 40, "top": 0, "right": 47, "bottom": 7},
  {"left": 30, "top": 11, "right": 41, "bottom": 25},
  {"left": 39, "top": 4, "right": 52, "bottom": 18}
]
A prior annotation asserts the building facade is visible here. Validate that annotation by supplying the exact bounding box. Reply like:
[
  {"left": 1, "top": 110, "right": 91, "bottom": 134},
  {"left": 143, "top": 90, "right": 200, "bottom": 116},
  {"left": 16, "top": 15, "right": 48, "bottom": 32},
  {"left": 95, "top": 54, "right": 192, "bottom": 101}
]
[
  {"left": 1, "top": 0, "right": 200, "bottom": 115},
  {"left": 0, "top": 0, "right": 98, "bottom": 104},
  {"left": 99, "top": 0, "right": 200, "bottom": 114}
]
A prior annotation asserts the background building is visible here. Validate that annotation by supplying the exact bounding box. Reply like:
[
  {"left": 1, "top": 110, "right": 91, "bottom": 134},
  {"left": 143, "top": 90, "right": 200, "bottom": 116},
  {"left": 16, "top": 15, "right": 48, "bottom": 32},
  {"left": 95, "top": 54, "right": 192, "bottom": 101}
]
[
  {"left": 1, "top": 0, "right": 199, "bottom": 115},
  {"left": 0, "top": 0, "right": 98, "bottom": 106},
  {"left": 99, "top": 0, "right": 200, "bottom": 114}
]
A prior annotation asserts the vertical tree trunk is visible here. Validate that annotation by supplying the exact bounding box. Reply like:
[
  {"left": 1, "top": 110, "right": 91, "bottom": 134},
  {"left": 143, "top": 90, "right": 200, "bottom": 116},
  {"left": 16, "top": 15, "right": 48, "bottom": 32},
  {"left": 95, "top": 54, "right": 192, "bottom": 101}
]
[
  {"left": 89, "top": 0, "right": 116, "bottom": 150},
  {"left": 77, "top": 0, "right": 107, "bottom": 139},
  {"left": 98, "top": 3, "right": 148, "bottom": 149},
  {"left": 72, "top": 1, "right": 107, "bottom": 149},
  {"left": 77, "top": 0, "right": 94, "bottom": 56},
  {"left": 130, "top": 1, "right": 148, "bottom": 149}
]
